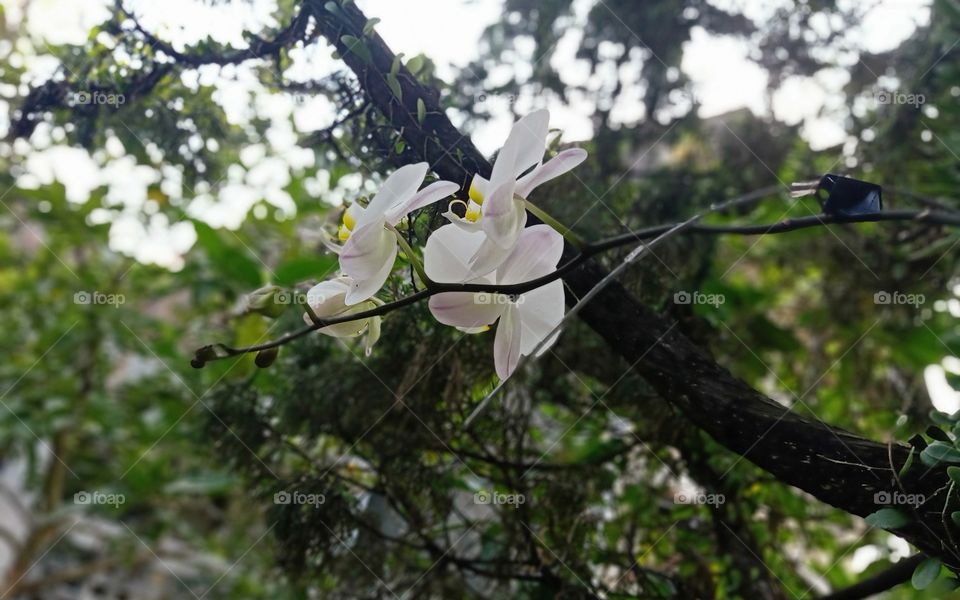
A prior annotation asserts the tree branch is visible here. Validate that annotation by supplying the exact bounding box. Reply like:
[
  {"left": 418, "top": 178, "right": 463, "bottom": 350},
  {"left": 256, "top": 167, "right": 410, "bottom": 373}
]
[
  {"left": 193, "top": 205, "right": 960, "bottom": 365},
  {"left": 818, "top": 554, "right": 924, "bottom": 600}
]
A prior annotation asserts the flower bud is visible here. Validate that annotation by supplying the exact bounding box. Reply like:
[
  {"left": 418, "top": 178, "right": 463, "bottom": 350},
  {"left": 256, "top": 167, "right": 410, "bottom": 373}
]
[
  {"left": 247, "top": 285, "right": 286, "bottom": 318},
  {"left": 255, "top": 347, "right": 279, "bottom": 368}
]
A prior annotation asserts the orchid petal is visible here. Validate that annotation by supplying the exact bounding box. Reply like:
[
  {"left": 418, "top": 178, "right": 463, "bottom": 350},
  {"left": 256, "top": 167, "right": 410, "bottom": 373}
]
[
  {"left": 339, "top": 218, "right": 395, "bottom": 280},
  {"left": 496, "top": 224, "right": 564, "bottom": 284},
  {"left": 469, "top": 175, "right": 489, "bottom": 204},
  {"left": 515, "top": 148, "right": 588, "bottom": 198},
  {"left": 385, "top": 179, "right": 459, "bottom": 225},
  {"left": 494, "top": 304, "right": 523, "bottom": 379},
  {"left": 428, "top": 292, "right": 503, "bottom": 328},
  {"left": 467, "top": 236, "right": 515, "bottom": 277},
  {"left": 357, "top": 162, "right": 429, "bottom": 227},
  {"left": 424, "top": 225, "right": 491, "bottom": 283},
  {"left": 481, "top": 182, "right": 527, "bottom": 249},
  {"left": 496, "top": 224, "right": 563, "bottom": 284},
  {"left": 516, "top": 279, "right": 565, "bottom": 356},
  {"left": 304, "top": 278, "right": 349, "bottom": 311},
  {"left": 503, "top": 109, "right": 550, "bottom": 180},
  {"left": 320, "top": 232, "right": 343, "bottom": 255},
  {"left": 344, "top": 243, "right": 397, "bottom": 305},
  {"left": 303, "top": 279, "right": 371, "bottom": 338}
]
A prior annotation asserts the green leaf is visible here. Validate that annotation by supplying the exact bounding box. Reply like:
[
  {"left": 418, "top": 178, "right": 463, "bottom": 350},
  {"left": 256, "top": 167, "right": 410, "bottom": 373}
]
[
  {"left": 390, "top": 53, "right": 403, "bottom": 77},
  {"left": 912, "top": 557, "right": 941, "bottom": 590},
  {"left": 948, "top": 466, "right": 960, "bottom": 484},
  {"left": 386, "top": 73, "right": 403, "bottom": 102},
  {"left": 362, "top": 17, "right": 380, "bottom": 35},
  {"left": 864, "top": 507, "right": 912, "bottom": 529},
  {"left": 898, "top": 446, "right": 915, "bottom": 479},
  {"left": 192, "top": 222, "right": 262, "bottom": 288},
  {"left": 930, "top": 409, "right": 956, "bottom": 425},
  {"left": 417, "top": 98, "right": 426, "bottom": 124},
  {"left": 339, "top": 35, "right": 371, "bottom": 63},
  {"left": 407, "top": 55, "right": 425, "bottom": 75},
  {"left": 951, "top": 511, "right": 960, "bottom": 527},
  {"left": 920, "top": 441, "right": 960, "bottom": 467},
  {"left": 272, "top": 256, "right": 338, "bottom": 287}
]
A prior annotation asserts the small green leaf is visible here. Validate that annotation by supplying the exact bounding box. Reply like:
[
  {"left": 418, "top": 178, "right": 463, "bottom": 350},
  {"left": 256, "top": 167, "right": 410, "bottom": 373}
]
[
  {"left": 949, "top": 466, "right": 960, "bottom": 484},
  {"left": 362, "top": 17, "right": 380, "bottom": 35},
  {"left": 339, "top": 35, "right": 371, "bottom": 63},
  {"left": 386, "top": 73, "right": 403, "bottom": 102},
  {"left": 417, "top": 98, "right": 426, "bottom": 124},
  {"left": 920, "top": 441, "right": 960, "bottom": 467},
  {"left": 390, "top": 54, "right": 403, "bottom": 77},
  {"left": 952, "top": 511, "right": 960, "bottom": 527},
  {"left": 407, "top": 55, "right": 425, "bottom": 75},
  {"left": 898, "top": 446, "right": 915, "bottom": 479},
  {"left": 394, "top": 139, "right": 406, "bottom": 154},
  {"left": 324, "top": 1, "right": 348, "bottom": 22},
  {"left": 864, "top": 508, "right": 912, "bottom": 529},
  {"left": 930, "top": 409, "right": 956, "bottom": 425},
  {"left": 912, "top": 557, "right": 941, "bottom": 590}
]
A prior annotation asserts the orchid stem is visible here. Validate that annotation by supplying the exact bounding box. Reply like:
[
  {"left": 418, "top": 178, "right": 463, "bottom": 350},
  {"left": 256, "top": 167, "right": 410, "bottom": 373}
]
[
  {"left": 524, "top": 199, "right": 584, "bottom": 249},
  {"left": 390, "top": 225, "right": 431, "bottom": 287},
  {"left": 303, "top": 301, "right": 322, "bottom": 326}
]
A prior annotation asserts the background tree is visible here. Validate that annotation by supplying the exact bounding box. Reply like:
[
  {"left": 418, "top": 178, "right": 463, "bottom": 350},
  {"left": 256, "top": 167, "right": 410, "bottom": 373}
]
[{"left": 1, "top": 0, "right": 959, "bottom": 598}]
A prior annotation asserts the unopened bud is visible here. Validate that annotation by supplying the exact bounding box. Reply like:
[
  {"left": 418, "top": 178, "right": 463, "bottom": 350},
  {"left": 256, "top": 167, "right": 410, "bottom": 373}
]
[
  {"left": 255, "top": 347, "right": 279, "bottom": 368},
  {"left": 247, "top": 285, "right": 286, "bottom": 318},
  {"left": 192, "top": 345, "right": 219, "bottom": 368}
]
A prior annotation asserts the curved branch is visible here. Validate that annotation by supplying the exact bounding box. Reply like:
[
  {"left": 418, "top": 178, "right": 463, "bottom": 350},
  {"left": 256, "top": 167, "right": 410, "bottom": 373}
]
[
  {"left": 117, "top": 2, "right": 312, "bottom": 67},
  {"left": 193, "top": 205, "right": 960, "bottom": 365},
  {"left": 818, "top": 554, "right": 923, "bottom": 600}
]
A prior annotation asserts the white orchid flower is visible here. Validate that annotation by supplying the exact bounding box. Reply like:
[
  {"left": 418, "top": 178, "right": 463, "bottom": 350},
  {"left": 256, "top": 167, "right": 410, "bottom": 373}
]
[
  {"left": 424, "top": 223, "right": 565, "bottom": 379},
  {"left": 443, "top": 109, "right": 587, "bottom": 275},
  {"left": 337, "top": 162, "right": 459, "bottom": 305},
  {"left": 303, "top": 276, "right": 382, "bottom": 356}
]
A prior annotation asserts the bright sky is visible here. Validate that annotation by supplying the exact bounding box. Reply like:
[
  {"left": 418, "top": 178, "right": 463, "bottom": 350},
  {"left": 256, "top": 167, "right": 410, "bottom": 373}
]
[{"left": 0, "top": 0, "right": 935, "bottom": 263}]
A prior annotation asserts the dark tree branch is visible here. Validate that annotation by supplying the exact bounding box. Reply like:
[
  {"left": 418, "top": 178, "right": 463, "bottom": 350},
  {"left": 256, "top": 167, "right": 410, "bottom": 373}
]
[
  {"left": 818, "top": 554, "right": 924, "bottom": 600},
  {"left": 193, "top": 205, "right": 960, "bottom": 364}
]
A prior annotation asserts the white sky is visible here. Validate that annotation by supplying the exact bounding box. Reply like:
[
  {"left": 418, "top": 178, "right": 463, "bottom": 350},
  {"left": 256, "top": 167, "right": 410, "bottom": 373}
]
[{"left": 0, "top": 0, "right": 936, "bottom": 264}]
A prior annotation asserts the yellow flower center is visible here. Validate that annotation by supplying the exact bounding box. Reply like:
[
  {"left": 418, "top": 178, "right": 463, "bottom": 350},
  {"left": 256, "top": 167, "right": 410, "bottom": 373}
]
[
  {"left": 338, "top": 207, "right": 357, "bottom": 242},
  {"left": 465, "top": 205, "right": 482, "bottom": 222},
  {"left": 469, "top": 179, "right": 485, "bottom": 205}
]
